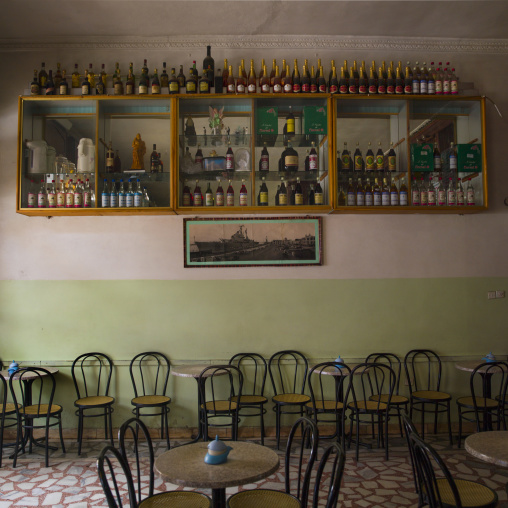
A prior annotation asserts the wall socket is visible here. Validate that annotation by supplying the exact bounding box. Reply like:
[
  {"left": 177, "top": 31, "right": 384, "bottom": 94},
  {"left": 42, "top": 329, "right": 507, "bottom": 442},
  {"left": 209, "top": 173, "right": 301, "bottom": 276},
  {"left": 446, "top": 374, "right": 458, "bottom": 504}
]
[
  {"left": 488, "top": 290, "right": 505, "bottom": 299},
  {"left": 496, "top": 290, "right": 505, "bottom": 298}
]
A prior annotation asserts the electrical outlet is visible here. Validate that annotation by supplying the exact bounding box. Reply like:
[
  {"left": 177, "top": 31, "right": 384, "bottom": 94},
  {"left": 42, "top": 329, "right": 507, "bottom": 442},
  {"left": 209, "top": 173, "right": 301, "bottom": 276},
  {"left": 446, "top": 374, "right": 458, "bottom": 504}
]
[
  {"left": 496, "top": 290, "right": 505, "bottom": 299},
  {"left": 488, "top": 291, "right": 496, "bottom": 299}
]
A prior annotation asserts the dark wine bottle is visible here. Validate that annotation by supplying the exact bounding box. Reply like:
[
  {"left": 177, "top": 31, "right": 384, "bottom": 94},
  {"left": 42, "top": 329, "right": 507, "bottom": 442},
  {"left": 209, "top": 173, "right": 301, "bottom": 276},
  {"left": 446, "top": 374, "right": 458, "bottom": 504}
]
[
  {"left": 317, "top": 66, "right": 326, "bottom": 93},
  {"left": 203, "top": 45, "right": 214, "bottom": 84},
  {"left": 294, "top": 177, "right": 303, "bottom": 205},
  {"left": 30, "top": 70, "right": 40, "bottom": 96},
  {"left": 227, "top": 65, "right": 235, "bottom": 94},
  {"left": 160, "top": 62, "right": 169, "bottom": 88},
  {"left": 59, "top": 71, "right": 69, "bottom": 95},
  {"left": 310, "top": 65, "right": 317, "bottom": 93},
  {"left": 79, "top": 71, "right": 89, "bottom": 96},
  {"left": 284, "top": 142, "right": 298, "bottom": 172},
  {"left": 308, "top": 183, "right": 315, "bottom": 205},
  {"left": 301, "top": 64, "right": 310, "bottom": 93},
  {"left": 195, "top": 145, "right": 203, "bottom": 167},
  {"left": 259, "top": 143, "right": 269, "bottom": 171},
  {"left": 329, "top": 66, "right": 338, "bottom": 94},
  {"left": 169, "top": 68, "right": 179, "bottom": 94},
  {"left": 199, "top": 69, "right": 210, "bottom": 93},
  {"left": 258, "top": 177, "right": 268, "bottom": 206},
  {"left": 279, "top": 178, "right": 287, "bottom": 205},
  {"left": 150, "top": 144, "right": 159, "bottom": 173},
  {"left": 286, "top": 106, "right": 295, "bottom": 138},
  {"left": 151, "top": 68, "right": 161, "bottom": 94},
  {"left": 292, "top": 59, "right": 301, "bottom": 93},
  {"left": 177, "top": 65, "right": 186, "bottom": 88}
]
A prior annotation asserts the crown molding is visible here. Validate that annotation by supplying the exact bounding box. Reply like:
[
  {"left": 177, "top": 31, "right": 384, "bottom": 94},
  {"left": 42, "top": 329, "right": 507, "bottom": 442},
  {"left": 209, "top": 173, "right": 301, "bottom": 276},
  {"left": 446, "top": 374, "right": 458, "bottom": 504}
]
[{"left": 1, "top": 35, "right": 508, "bottom": 54}]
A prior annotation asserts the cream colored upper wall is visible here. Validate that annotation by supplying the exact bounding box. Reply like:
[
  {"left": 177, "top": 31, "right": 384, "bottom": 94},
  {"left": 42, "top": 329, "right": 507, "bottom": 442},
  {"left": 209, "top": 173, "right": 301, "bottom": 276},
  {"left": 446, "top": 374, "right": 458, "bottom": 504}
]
[{"left": 1, "top": 42, "right": 508, "bottom": 281}]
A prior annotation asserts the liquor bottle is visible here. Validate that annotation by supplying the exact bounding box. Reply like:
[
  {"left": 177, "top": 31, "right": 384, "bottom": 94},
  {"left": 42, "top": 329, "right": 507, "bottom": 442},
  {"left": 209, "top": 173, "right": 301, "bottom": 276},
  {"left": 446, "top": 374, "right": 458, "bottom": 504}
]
[
  {"left": 412, "top": 65, "right": 420, "bottom": 95},
  {"left": 59, "top": 71, "right": 69, "bottom": 95},
  {"left": 435, "top": 67, "right": 443, "bottom": 95},
  {"left": 46, "top": 70, "right": 55, "bottom": 95},
  {"left": 260, "top": 64, "right": 270, "bottom": 93},
  {"left": 158, "top": 153, "right": 163, "bottom": 173},
  {"left": 138, "top": 68, "right": 149, "bottom": 95},
  {"left": 443, "top": 68, "right": 451, "bottom": 95},
  {"left": 449, "top": 142, "right": 457, "bottom": 171},
  {"left": 283, "top": 64, "right": 293, "bottom": 93},
  {"left": 365, "top": 178, "right": 373, "bottom": 206},
  {"left": 186, "top": 69, "right": 197, "bottom": 94},
  {"left": 83, "top": 179, "right": 92, "bottom": 208},
  {"left": 177, "top": 65, "right": 186, "bottom": 88},
  {"left": 281, "top": 59, "right": 287, "bottom": 81},
  {"left": 373, "top": 178, "right": 382, "bottom": 206},
  {"left": 279, "top": 178, "right": 287, "bottom": 205},
  {"left": 275, "top": 185, "right": 280, "bottom": 205},
  {"left": 404, "top": 66, "right": 412, "bottom": 94},
  {"left": 226, "top": 142, "right": 234, "bottom": 171},
  {"left": 142, "top": 187, "right": 151, "bottom": 207},
  {"left": 338, "top": 67, "right": 348, "bottom": 94},
  {"left": 259, "top": 143, "right": 269, "bottom": 171},
  {"left": 381, "top": 178, "right": 390, "bottom": 206},
  {"left": 150, "top": 144, "right": 159, "bottom": 173},
  {"left": 365, "top": 142, "right": 375, "bottom": 171},
  {"left": 420, "top": 63, "right": 428, "bottom": 94},
  {"left": 411, "top": 176, "right": 420, "bottom": 205},
  {"left": 301, "top": 64, "right": 310, "bottom": 93},
  {"left": 101, "top": 179, "right": 110, "bottom": 208},
  {"left": 116, "top": 66, "right": 125, "bottom": 95},
  {"left": 87, "top": 63, "right": 95, "bottom": 87},
  {"left": 368, "top": 67, "right": 377, "bottom": 94},
  {"left": 193, "top": 180, "right": 203, "bottom": 206},
  {"left": 286, "top": 105, "right": 295, "bottom": 138},
  {"left": 258, "top": 177, "right": 268, "bottom": 206},
  {"left": 354, "top": 142, "right": 363, "bottom": 171},
  {"left": 427, "top": 175, "right": 436, "bottom": 206},
  {"left": 203, "top": 45, "right": 214, "bottom": 83},
  {"left": 30, "top": 70, "right": 40, "bottom": 96},
  {"left": 110, "top": 179, "right": 118, "bottom": 207},
  {"left": 74, "top": 179, "right": 83, "bottom": 208},
  {"left": 388, "top": 142, "right": 396, "bottom": 171},
  {"left": 240, "top": 59, "right": 247, "bottom": 80},
  {"left": 358, "top": 66, "right": 368, "bottom": 95},
  {"left": 182, "top": 180, "right": 192, "bottom": 206},
  {"left": 308, "top": 141, "right": 318, "bottom": 171},
  {"left": 71, "top": 63, "right": 80, "bottom": 88},
  {"left": 151, "top": 68, "right": 161, "bottom": 94},
  {"left": 386, "top": 68, "right": 395, "bottom": 94},
  {"left": 205, "top": 182, "right": 214, "bottom": 206},
  {"left": 65, "top": 179, "right": 74, "bottom": 208},
  {"left": 450, "top": 68, "right": 459, "bottom": 95},
  {"left": 284, "top": 142, "right": 298, "bottom": 171},
  {"left": 353, "top": 60, "right": 360, "bottom": 86},
  {"left": 437, "top": 176, "right": 446, "bottom": 205},
  {"left": 239, "top": 179, "right": 248, "bottom": 206},
  {"left": 293, "top": 59, "right": 301, "bottom": 93},
  {"left": 447, "top": 177, "right": 456, "bottom": 206},
  {"left": 227, "top": 65, "right": 235, "bottom": 93},
  {"left": 236, "top": 65, "right": 246, "bottom": 93},
  {"left": 390, "top": 178, "right": 399, "bottom": 206},
  {"left": 341, "top": 142, "right": 350, "bottom": 172},
  {"left": 318, "top": 66, "right": 327, "bottom": 93},
  {"left": 433, "top": 142, "right": 442, "bottom": 171},
  {"left": 329, "top": 66, "right": 338, "bottom": 94},
  {"left": 304, "top": 149, "right": 310, "bottom": 171},
  {"left": 248, "top": 60, "right": 256, "bottom": 93},
  {"left": 199, "top": 69, "right": 210, "bottom": 93},
  {"left": 377, "top": 67, "right": 386, "bottom": 94},
  {"left": 140, "top": 59, "right": 149, "bottom": 85},
  {"left": 124, "top": 179, "right": 133, "bottom": 207},
  {"left": 375, "top": 142, "right": 384, "bottom": 171},
  {"left": 57, "top": 179, "right": 66, "bottom": 208},
  {"left": 294, "top": 177, "right": 303, "bottom": 205},
  {"left": 348, "top": 67, "right": 357, "bottom": 94},
  {"left": 106, "top": 141, "right": 114, "bottom": 172},
  {"left": 310, "top": 65, "right": 318, "bottom": 93},
  {"left": 117, "top": 179, "right": 126, "bottom": 207},
  {"left": 308, "top": 183, "right": 315, "bottom": 205},
  {"left": 356, "top": 178, "right": 365, "bottom": 206},
  {"left": 214, "top": 67, "right": 223, "bottom": 92},
  {"left": 457, "top": 178, "right": 465, "bottom": 205},
  {"left": 346, "top": 178, "right": 355, "bottom": 206},
  {"left": 419, "top": 176, "right": 428, "bottom": 206},
  {"left": 259, "top": 58, "right": 265, "bottom": 82},
  {"left": 226, "top": 180, "right": 235, "bottom": 206},
  {"left": 215, "top": 180, "right": 224, "bottom": 206},
  {"left": 273, "top": 65, "right": 282, "bottom": 93},
  {"left": 466, "top": 179, "right": 475, "bottom": 205},
  {"left": 399, "top": 177, "right": 408, "bottom": 206},
  {"left": 289, "top": 184, "right": 296, "bottom": 206},
  {"left": 133, "top": 179, "right": 142, "bottom": 207},
  {"left": 114, "top": 150, "right": 121, "bottom": 172},
  {"left": 38, "top": 62, "right": 48, "bottom": 88},
  {"left": 160, "top": 62, "right": 169, "bottom": 88},
  {"left": 427, "top": 67, "right": 436, "bottom": 95},
  {"left": 395, "top": 67, "right": 404, "bottom": 94},
  {"left": 168, "top": 68, "right": 178, "bottom": 94},
  {"left": 47, "top": 180, "right": 56, "bottom": 208}
]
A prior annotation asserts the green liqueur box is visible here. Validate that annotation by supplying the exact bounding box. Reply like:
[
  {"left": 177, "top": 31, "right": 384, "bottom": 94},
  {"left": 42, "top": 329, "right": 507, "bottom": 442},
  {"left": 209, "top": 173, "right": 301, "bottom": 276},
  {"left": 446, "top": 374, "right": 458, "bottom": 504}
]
[
  {"left": 256, "top": 106, "right": 278, "bottom": 135},
  {"left": 303, "top": 106, "right": 327, "bottom": 135},
  {"left": 411, "top": 143, "right": 434, "bottom": 171},
  {"left": 458, "top": 144, "right": 482, "bottom": 172}
]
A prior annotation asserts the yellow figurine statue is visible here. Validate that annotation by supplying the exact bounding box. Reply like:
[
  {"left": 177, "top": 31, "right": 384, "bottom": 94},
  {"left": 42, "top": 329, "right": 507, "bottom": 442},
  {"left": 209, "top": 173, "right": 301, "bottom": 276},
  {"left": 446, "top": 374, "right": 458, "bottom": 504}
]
[{"left": 131, "top": 133, "right": 146, "bottom": 170}]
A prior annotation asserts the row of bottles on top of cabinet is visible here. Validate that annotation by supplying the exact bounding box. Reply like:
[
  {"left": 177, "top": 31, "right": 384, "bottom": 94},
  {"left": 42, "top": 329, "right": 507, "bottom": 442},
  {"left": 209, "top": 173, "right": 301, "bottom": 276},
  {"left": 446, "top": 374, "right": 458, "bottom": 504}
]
[
  {"left": 182, "top": 177, "right": 324, "bottom": 207},
  {"left": 338, "top": 142, "right": 397, "bottom": 172},
  {"left": 27, "top": 177, "right": 94, "bottom": 209},
  {"left": 100, "top": 178, "right": 153, "bottom": 208}
]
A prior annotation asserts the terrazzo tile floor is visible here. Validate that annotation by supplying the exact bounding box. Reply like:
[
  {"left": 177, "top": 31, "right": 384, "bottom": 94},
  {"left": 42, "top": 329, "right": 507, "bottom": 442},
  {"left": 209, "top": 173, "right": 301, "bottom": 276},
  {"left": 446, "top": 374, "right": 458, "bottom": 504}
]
[{"left": 0, "top": 434, "right": 507, "bottom": 507}]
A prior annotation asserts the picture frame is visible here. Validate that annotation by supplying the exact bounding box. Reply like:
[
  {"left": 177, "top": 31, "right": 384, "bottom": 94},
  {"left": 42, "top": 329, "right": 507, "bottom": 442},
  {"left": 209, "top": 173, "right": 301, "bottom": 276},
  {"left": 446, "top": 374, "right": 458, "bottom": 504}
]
[{"left": 184, "top": 216, "right": 323, "bottom": 268}]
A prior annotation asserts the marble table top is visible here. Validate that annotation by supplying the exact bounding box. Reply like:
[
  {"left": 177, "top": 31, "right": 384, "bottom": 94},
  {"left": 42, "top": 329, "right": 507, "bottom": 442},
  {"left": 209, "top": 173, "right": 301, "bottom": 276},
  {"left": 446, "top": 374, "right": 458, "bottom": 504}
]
[
  {"left": 455, "top": 360, "right": 507, "bottom": 373},
  {"left": 155, "top": 441, "right": 279, "bottom": 489},
  {"left": 465, "top": 431, "right": 508, "bottom": 468},
  {"left": 311, "top": 363, "right": 364, "bottom": 376},
  {"left": 171, "top": 365, "right": 227, "bottom": 379},
  {"left": 0, "top": 367, "right": 59, "bottom": 381}
]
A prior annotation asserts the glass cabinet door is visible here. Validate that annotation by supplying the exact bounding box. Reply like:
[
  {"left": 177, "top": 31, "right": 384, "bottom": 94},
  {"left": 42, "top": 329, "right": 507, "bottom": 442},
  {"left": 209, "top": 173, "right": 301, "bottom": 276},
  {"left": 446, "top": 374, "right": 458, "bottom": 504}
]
[
  {"left": 253, "top": 96, "right": 330, "bottom": 209},
  {"left": 335, "top": 97, "right": 408, "bottom": 210},
  {"left": 98, "top": 98, "right": 171, "bottom": 210},
  {"left": 19, "top": 98, "right": 97, "bottom": 212}
]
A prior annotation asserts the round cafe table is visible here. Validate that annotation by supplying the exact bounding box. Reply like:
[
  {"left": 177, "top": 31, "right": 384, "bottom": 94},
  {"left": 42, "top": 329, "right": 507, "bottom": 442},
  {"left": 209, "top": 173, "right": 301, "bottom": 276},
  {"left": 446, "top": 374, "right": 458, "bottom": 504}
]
[
  {"left": 155, "top": 440, "right": 279, "bottom": 508},
  {"left": 455, "top": 361, "right": 507, "bottom": 399},
  {"left": 465, "top": 431, "right": 508, "bottom": 468}
]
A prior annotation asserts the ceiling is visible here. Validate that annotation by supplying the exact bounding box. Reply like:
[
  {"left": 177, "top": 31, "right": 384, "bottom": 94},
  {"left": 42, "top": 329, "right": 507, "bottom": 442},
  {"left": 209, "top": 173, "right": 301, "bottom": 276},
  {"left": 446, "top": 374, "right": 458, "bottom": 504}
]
[{"left": 1, "top": 1, "right": 507, "bottom": 41}]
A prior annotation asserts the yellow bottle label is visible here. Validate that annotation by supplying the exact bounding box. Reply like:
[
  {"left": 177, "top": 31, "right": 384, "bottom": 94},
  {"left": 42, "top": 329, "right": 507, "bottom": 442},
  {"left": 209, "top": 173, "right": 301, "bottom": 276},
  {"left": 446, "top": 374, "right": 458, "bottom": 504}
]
[
  {"left": 287, "top": 118, "right": 295, "bottom": 133},
  {"left": 285, "top": 155, "right": 298, "bottom": 166},
  {"left": 260, "top": 192, "right": 268, "bottom": 204},
  {"left": 170, "top": 82, "right": 179, "bottom": 92}
]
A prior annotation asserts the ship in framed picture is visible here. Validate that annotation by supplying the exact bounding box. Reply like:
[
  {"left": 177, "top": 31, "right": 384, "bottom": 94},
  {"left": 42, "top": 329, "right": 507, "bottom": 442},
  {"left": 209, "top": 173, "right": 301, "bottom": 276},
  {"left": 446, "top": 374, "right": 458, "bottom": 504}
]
[{"left": 184, "top": 217, "right": 322, "bottom": 267}]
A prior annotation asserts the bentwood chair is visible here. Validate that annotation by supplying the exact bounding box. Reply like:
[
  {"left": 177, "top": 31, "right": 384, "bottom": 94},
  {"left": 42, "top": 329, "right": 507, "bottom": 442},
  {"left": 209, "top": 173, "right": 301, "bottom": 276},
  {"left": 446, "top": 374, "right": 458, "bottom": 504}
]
[
  {"left": 198, "top": 365, "right": 243, "bottom": 441},
  {"left": 408, "top": 432, "right": 498, "bottom": 507},
  {"left": 9, "top": 367, "right": 65, "bottom": 467},
  {"left": 366, "top": 353, "right": 409, "bottom": 437},
  {"left": 456, "top": 361, "right": 508, "bottom": 447},
  {"left": 118, "top": 417, "right": 212, "bottom": 507},
  {"left": 345, "top": 362, "right": 396, "bottom": 461},
  {"left": 72, "top": 352, "right": 114, "bottom": 455},
  {"left": 227, "top": 417, "right": 319, "bottom": 508},
  {"left": 129, "top": 352, "right": 172, "bottom": 450},
  {"left": 229, "top": 353, "right": 268, "bottom": 444},
  {"left": 1, "top": 374, "right": 19, "bottom": 467},
  {"left": 404, "top": 349, "right": 453, "bottom": 444},
  {"left": 306, "top": 361, "right": 350, "bottom": 447},
  {"left": 268, "top": 350, "right": 311, "bottom": 449}
]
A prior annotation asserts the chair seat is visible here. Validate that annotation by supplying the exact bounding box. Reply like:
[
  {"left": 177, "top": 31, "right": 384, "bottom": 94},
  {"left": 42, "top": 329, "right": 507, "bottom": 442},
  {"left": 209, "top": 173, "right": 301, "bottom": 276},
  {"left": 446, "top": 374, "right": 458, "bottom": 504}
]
[
  {"left": 412, "top": 390, "right": 451, "bottom": 401},
  {"left": 0, "top": 402, "right": 20, "bottom": 414},
  {"left": 75, "top": 395, "right": 114, "bottom": 407},
  {"left": 227, "top": 489, "right": 301, "bottom": 508},
  {"left": 132, "top": 395, "right": 171, "bottom": 407},
  {"left": 23, "top": 404, "right": 62, "bottom": 416},
  {"left": 370, "top": 394, "right": 409, "bottom": 405},
  {"left": 272, "top": 393, "right": 310, "bottom": 405},
  {"left": 348, "top": 400, "right": 388, "bottom": 412},
  {"left": 436, "top": 478, "right": 498, "bottom": 507},
  {"left": 457, "top": 396, "right": 499, "bottom": 409},
  {"left": 201, "top": 400, "right": 237, "bottom": 412},
  {"left": 140, "top": 491, "right": 211, "bottom": 508},
  {"left": 306, "top": 400, "right": 344, "bottom": 411},
  {"left": 231, "top": 395, "right": 267, "bottom": 404}
]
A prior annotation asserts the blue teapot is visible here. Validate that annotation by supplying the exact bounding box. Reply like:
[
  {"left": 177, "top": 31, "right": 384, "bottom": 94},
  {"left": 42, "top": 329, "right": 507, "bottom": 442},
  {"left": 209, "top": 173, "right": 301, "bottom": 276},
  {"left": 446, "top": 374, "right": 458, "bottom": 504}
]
[
  {"left": 335, "top": 356, "right": 345, "bottom": 369},
  {"left": 482, "top": 352, "right": 496, "bottom": 363},
  {"left": 8, "top": 361, "right": 20, "bottom": 376},
  {"left": 204, "top": 435, "right": 233, "bottom": 465}
]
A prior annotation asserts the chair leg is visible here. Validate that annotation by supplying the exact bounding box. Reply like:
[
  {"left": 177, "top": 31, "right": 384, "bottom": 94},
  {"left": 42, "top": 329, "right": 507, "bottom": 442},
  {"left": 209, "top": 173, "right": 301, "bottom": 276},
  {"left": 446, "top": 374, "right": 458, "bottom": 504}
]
[
  {"left": 104, "top": 409, "right": 109, "bottom": 440},
  {"left": 433, "top": 403, "right": 439, "bottom": 434},
  {"left": 165, "top": 408, "right": 170, "bottom": 450},
  {"left": 447, "top": 402, "right": 453, "bottom": 446},
  {"left": 45, "top": 418, "right": 50, "bottom": 468},
  {"left": 457, "top": 406, "right": 462, "bottom": 448},
  {"left": 275, "top": 406, "right": 281, "bottom": 450},
  {"left": 13, "top": 416, "right": 22, "bottom": 468},
  {"left": 397, "top": 407, "right": 404, "bottom": 437},
  {"left": 59, "top": 416, "right": 66, "bottom": 454},
  {"left": 108, "top": 408, "right": 114, "bottom": 446},
  {"left": 421, "top": 403, "right": 425, "bottom": 439},
  {"left": 77, "top": 410, "right": 83, "bottom": 456},
  {"left": 355, "top": 413, "right": 360, "bottom": 461},
  {"left": 260, "top": 406, "right": 265, "bottom": 447}
]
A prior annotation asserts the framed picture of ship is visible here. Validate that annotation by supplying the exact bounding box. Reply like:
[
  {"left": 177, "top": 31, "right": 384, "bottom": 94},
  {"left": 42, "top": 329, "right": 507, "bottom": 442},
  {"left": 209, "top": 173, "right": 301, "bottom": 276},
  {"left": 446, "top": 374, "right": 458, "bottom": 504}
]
[{"left": 184, "top": 217, "right": 322, "bottom": 268}]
